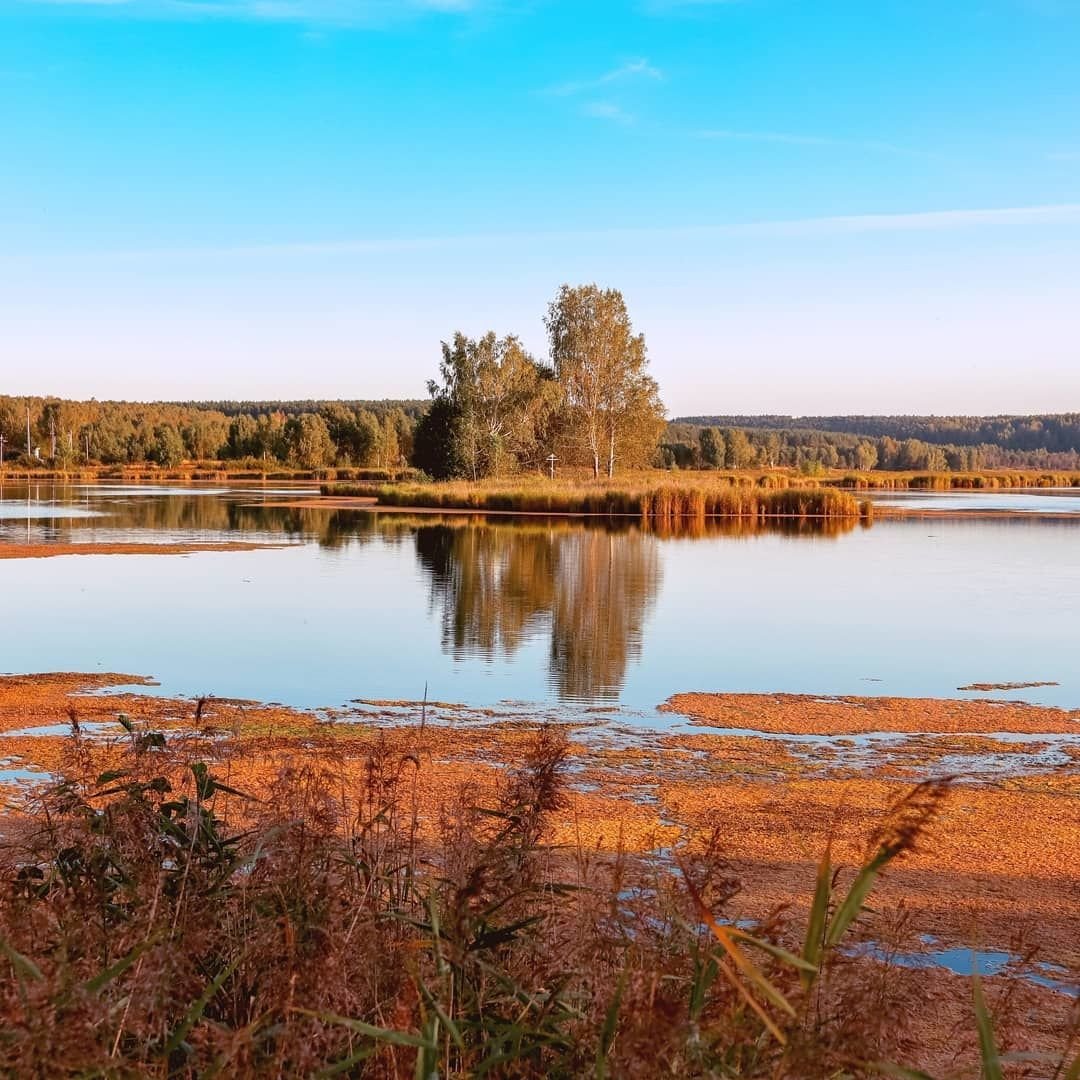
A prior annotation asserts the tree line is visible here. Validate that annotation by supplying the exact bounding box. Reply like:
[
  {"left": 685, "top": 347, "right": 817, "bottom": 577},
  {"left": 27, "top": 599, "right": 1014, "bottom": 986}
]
[
  {"left": 0, "top": 397, "right": 421, "bottom": 471},
  {"left": 0, "top": 285, "right": 667, "bottom": 477},
  {"left": 673, "top": 414, "right": 1080, "bottom": 470},
  {"left": 6, "top": 310, "right": 1079, "bottom": 475},
  {"left": 664, "top": 420, "right": 1080, "bottom": 472}
]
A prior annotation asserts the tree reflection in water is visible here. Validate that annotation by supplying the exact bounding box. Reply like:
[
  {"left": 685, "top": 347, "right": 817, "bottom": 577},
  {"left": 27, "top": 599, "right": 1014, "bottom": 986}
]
[
  {"left": 415, "top": 521, "right": 660, "bottom": 701},
  {"left": 413, "top": 515, "right": 861, "bottom": 701}
]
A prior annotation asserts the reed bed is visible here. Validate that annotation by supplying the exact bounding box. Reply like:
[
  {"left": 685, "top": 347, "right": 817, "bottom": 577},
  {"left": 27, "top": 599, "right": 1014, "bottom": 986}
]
[
  {"left": 0, "top": 464, "right": 424, "bottom": 483},
  {"left": 321, "top": 479, "right": 873, "bottom": 522},
  {"left": 0, "top": 719, "right": 1065, "bottom": 1078},
  {"left": 830, "top": 470, "right": 1080, "bottom": 491}
]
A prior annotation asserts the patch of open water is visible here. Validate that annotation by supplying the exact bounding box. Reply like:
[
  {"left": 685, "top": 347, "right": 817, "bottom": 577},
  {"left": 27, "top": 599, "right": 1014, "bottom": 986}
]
[{"left": 0, "top": 482, "right": 1077, "bottom": 713}]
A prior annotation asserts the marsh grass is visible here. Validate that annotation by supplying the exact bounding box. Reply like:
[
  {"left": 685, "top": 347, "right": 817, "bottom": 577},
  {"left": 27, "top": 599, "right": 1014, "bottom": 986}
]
[
  {"left": 0, "top": 718, "right": 1074, "bottom": 1077},
  {"left": 321, "top": 476, "right": 874, "bottom": 523},
  {"left": 832, "top": 470, "right": 1080, "bottom": 491}
]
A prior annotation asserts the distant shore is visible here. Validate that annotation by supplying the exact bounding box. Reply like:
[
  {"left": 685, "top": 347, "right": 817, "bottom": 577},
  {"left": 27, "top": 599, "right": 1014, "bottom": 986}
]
[{"left": 3, "top": 463, "right": 1080, "bottom": 489}]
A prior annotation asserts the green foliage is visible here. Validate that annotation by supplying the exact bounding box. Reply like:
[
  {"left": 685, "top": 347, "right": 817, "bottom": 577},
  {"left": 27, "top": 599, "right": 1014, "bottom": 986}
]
[
  {"left": 547, "top": 283, "right": 666, "bottom": 477},
  {"left": 150, "top": 423, "right": 186, "bottom": 467},
  {"left": 285, "top": 413, "right": 337, "bottom": 469},
  {"left": 0, "top": 396, "right": 423, "bottom": 471},
  {"left": 698, "top": 426, "right": 725, "bottom": 468},
  {"left": 670, "top": 413, "right": 1080, "bottom": 472},
  {"left": 413, "top": 397, "right": 467, "bottom": 480}
]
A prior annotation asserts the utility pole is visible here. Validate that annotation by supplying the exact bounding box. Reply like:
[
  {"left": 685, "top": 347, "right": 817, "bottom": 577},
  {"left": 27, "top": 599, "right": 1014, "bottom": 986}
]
[
  {"left": 50, "top": 414, "right": 56, "bottom": 459},
  {"left": 26, "top": 408, "right": 31, "bottom": 458},
  {"left": 546, "top": 453, "right": 558, "bottom": 480}
]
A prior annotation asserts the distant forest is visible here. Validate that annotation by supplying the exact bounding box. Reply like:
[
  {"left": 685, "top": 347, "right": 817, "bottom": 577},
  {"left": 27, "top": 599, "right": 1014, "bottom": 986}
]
[
  {"left": 667, "top": 414, "right": 1080, "bottom": 472},
  {"left": 0, "top": 397, "right": 426, "bottom": 470},
  {"left": 2, "top": 393, "right": 1079, "bottom": 473}
]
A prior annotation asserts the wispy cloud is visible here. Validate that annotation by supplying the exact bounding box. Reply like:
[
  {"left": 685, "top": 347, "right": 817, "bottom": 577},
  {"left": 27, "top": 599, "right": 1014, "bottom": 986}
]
[
  {"left": 641, "top": 0, "right": 743, "bottom": 14},
  {"left": 697, "top": 129, "right": 833, "bottom": 147},
  {"left": 695, "top": 129, "right": 934, "bottom": 158},
  {"left": 545, "top": 57, "right": 662, "bottom": 98},
  {"left": 728, "top": 202, "right": 1080, "bottom": 235},
  {"left": 15, "top": 203, "right": 1080, "bottom": 265},
  {"left": 580, "top": 101, "right": 635, "bottom": 124},
  {"left": 1047, "top": 149, "right": 1080, "bottom": 161},
  {"left": 13, "top": 0, "right": 491, "bottom": 23}
]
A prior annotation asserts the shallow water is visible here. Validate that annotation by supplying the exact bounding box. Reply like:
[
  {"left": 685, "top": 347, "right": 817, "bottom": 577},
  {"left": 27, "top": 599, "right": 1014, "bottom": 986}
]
[
  {"left": 850, "top": 938, "right": 1080, "bottom": 997},
  {"left": 0, "top": 482, "right": 1077, "bottom": 711},
  {"left": 869, "top": 489, "right": 1080, "bottom": 514}
]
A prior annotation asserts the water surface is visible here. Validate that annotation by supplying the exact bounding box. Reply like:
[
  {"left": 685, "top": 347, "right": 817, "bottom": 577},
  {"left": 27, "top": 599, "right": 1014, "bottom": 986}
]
[{"left": 1, "top": 482, "right": 1076, "bottom": 712}]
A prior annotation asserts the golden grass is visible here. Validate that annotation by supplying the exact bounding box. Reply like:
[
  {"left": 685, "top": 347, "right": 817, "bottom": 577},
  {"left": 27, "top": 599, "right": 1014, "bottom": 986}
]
[{"left": 321, "top": 475, "right": 873, "bottom": 521}]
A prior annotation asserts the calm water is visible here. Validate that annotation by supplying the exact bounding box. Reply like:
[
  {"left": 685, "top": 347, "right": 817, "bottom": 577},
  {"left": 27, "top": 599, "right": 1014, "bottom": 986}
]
[{"left": 0, "top": 482, "right": 1077, "bottom": 713}]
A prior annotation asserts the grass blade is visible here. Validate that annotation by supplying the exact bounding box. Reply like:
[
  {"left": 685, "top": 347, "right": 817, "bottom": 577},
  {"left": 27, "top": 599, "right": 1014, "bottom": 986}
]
[
  {"left": 83, "top": 937, "right": 160, "bottom": 995},
  {"left": 972, "top": 968, "right": 1003, "bottom": 1080},
  {"left": 801, "top": 843, "right": 832, "bottom": 987},
  {"left": 163, "top": 955, "right": 240, "bottom": 1058},
  {"left": 0, "top": 937, "right": 44, "bottom": 984},
  {"left": 314, "top": 1044, "right": 376, "bottom": 1078},
  {"left": 681, "top": 862, "right": 794, "bottom": 1044},
  {"left": 825, "top": 849, "right": 891, "bottom": 948},
  {"left": 301, "top": 1010, "right": 437, "bottom": 1051},
  {"left": 595, "top": 967, "right": 628, "bottom": 1079}
]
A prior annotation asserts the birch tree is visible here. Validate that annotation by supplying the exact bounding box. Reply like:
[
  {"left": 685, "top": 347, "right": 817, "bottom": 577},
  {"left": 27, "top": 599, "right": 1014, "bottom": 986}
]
[{"left": 545, "top": 284, "right": 665, "bottom": 477}]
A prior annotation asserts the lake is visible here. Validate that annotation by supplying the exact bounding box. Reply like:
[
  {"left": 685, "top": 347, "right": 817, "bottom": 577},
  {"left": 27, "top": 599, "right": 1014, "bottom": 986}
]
[{"left": 0, "top": 481, "right": 1077, "bottom": 714}]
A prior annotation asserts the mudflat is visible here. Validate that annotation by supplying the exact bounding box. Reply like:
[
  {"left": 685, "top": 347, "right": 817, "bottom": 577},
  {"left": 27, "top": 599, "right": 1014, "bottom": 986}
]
[{"left": 0, "top": 541, "right": 291, "bottom": 559}]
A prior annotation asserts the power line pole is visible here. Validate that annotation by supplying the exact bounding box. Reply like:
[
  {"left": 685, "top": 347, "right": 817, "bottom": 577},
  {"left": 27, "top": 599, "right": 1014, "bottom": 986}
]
[{"left": 26, "top": 407, "right": 31, "bottom": 458}]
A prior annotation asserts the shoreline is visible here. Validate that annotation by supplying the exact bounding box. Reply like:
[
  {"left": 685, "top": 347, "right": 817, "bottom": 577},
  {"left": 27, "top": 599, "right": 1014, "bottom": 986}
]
[
  {"left": 0, "top": 672, "right": 1077, "bottom": 971},
  {"left": 0, "top": 540, "right": 292, "bottom": 559},
  {"left": 271, "top": 493, "right": 1080, "bottom": 522}
]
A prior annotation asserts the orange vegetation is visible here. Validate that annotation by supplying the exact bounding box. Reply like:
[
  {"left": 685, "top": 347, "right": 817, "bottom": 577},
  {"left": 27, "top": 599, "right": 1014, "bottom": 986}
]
[
  {"left": 2, "top": 675, "right": 1078, "bottom": 983},
  {"left": 0, "top": 541, "right": 290, "bottom": 560},
  {"left": 663, "top": 690, "right": 1080, "bottom": 735}
]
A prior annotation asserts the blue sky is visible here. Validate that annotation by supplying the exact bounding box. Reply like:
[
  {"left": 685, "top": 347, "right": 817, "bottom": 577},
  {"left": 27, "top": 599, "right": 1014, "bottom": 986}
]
[{"left": 1, "top": 0, "right": 1078, "bottom": 414}]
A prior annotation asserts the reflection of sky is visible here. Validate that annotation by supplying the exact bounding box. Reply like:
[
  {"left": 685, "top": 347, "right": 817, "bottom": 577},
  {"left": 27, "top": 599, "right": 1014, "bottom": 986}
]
[
  {"left": 0, "top": 488, "right": 1076, "bottom": 714},
  {"left": 869, "top": 491, "right": 1080, "bottom": 513},
  {"left": 0, "top": 505, "right": 103, "bottom": 520}
]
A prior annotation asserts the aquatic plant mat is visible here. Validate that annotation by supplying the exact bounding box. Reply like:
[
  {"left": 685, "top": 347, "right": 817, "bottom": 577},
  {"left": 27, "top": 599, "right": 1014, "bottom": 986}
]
[
  {"left": 0, "top": 541, "right": 292, "bottom": 560},
  {"left": 0, "top": 674, "right": 1077, "bottom": 1076}
]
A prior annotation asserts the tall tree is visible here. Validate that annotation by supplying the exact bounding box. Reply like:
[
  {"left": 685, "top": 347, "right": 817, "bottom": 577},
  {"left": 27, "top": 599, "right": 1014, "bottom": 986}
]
[
  {"left": 429, "top": 331, "right": 560, "bottom": 479},
  {"left": 545, "top": 284, "right": 665, "bottom": 477},
  {"left": 284, "top": 413, "right": 336, "bottom": 470},
  {"left": 722, "top": 427, "right": 755, "bottom": 469},
  {"left": 698, "top": 427, "right": 725, "bottom": 469},
  {"left": 412, "top": 398, "right": 465, "bottom": 480}
]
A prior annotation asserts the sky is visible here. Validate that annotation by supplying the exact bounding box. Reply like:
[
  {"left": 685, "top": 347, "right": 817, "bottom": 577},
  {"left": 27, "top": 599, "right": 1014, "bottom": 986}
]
[{"left": 1, "top": 0, "right": 1078, "bottom": 415}]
